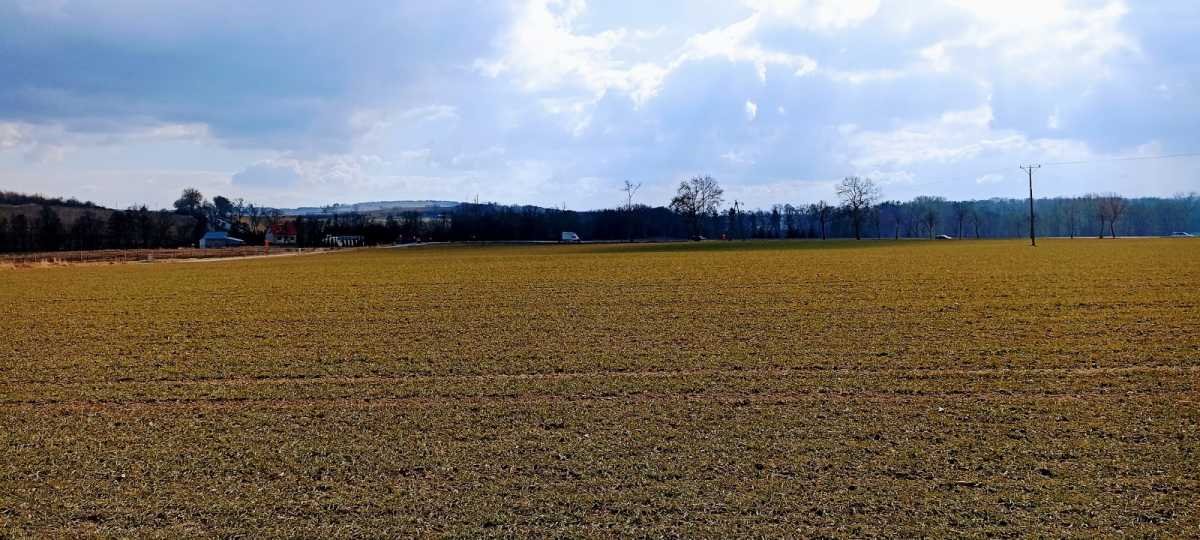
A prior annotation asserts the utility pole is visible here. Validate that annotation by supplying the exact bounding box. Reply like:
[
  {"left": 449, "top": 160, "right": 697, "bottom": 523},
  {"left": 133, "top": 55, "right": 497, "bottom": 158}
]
[
  {"left": 1020, "top": 164, "right": 1040, "bottom": 247},
  {"left": 732, "top": 200, "right": 742, "bottom": 240}
]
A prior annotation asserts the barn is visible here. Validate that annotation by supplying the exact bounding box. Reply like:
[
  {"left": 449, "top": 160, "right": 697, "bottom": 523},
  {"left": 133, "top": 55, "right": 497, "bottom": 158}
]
[{"left": 199, "top": 231, "right": 246, "bottom": 249}]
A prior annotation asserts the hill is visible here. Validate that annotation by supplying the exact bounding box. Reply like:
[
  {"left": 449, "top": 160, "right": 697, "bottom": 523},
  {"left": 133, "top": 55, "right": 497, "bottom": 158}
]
[{"left": 279, "top": 200, "right": 460, "bottom": 216}]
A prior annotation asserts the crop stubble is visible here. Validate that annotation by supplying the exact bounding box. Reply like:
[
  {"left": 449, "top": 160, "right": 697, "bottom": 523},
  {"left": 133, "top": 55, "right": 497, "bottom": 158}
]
[{"left": 1, "top": 239, "right": 1197, "bottom": 536}]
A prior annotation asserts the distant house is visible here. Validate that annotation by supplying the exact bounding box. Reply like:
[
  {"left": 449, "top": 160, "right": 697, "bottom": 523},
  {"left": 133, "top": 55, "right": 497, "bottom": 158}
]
[
  {"left": 199, "top": 231, "right": 246, "bottom": 248},
  {"left": 268, "top": 222, "right": 298, "bottom": 245}
]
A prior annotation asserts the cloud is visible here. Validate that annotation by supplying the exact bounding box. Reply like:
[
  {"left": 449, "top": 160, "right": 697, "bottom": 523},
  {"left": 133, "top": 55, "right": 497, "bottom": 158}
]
[
  {"left": 0, "top": 122, "right": 29, "bottom": 149},
  {"left": 231, "top": 161, "right": 303, "bottom": 188},
  {"left": 232, "top": 155, "right": 387, "bottom": 189},
  {"left": 1, "top": 0, "right": 1197, "bottom": 210},
  {"left": 476, "top": 0, "right": 821, "bottom": 116},
  {"left": 918, "top": 0, "right": 1138, "bottom": 84},
  {"left": 742, "top": 0, "right": 880, "bottom": 31},
  {"left": 475, "top": 0, "right": 668, "bottom": 105},
  {"left": 677, "top": 14, "right": 819, "bottom": 82},
  {"left": 0, "top": 1, "right": 507, "bottom": 151}
]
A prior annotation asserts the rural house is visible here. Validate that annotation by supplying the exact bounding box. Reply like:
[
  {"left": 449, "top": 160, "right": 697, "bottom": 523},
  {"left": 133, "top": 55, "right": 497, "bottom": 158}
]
[
  {"left": 199, "top": 231, "right": 246, "bottom": 248},
  {"left": 268, "top": 222, "right": 298, "bottom": 245}
]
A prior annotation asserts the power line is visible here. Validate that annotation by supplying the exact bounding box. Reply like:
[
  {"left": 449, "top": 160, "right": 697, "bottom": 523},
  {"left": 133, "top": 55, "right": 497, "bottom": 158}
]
[
  {"left": 1042, "top": 152, "right": 1200, "bottom": 166},
  {"left": 880, "top": 152, "right": 1200, "bottom": 190}
]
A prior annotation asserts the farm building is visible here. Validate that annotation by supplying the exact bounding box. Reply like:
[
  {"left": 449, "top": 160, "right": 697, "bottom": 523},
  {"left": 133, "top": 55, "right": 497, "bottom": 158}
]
[
  {"left": 323, "top": 235, "right": 365, "bottom": 247},
  {"left": 199, "top": 231, "right": 246, "bottom": 249},
  {"left": 268, "top": 222, "right": 298, "bottom": 245}
]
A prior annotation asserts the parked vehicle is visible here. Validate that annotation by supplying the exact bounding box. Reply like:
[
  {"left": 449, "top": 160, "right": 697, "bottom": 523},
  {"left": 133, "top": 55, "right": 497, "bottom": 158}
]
[
  {"left": 1168, "top": 232, "right": 1194, "bottom": 237},
  {"left": 560, "top": 231, "right": 582, "bottom": 243},
  {"left": 935, "top": 234, "right": 953, "bottom": 240}
]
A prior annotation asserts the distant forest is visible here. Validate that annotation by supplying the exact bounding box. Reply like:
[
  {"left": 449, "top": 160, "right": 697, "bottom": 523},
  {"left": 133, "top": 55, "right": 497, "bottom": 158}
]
[{"left": 0, "top": 181, "right": 1197, "bottom": 253}]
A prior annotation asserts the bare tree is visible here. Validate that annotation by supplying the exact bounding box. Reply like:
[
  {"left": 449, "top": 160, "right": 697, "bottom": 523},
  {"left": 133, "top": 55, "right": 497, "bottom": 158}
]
[
  {"left": 265, "top": 208, "right": 283, "bottom": 233},
  {"left": 783, "top": 204, "right": 800, "bottom": 238},
  {"left": 1085, "top": 194, "right": 1106, "bottom": 238},
  {"left": 812, "top": 200, "right": 832, "bottom": 240},
  {"left": 1171, "top": 192, "right": 1198, "bottom": 232},
  {"left": 952, "top": 202, "right": 971, "bottom": 239},
  {"left": 836, "top": 176, "right": 880, "bottom": 240},
  {"left": 968, "top": 207, "right": 983, "bottom": 239},
  {"left": 1064, "top": 197, "right": 1081, "bottom": 239},
  {"left": 621, "top": 180, "right": 642, "bottom": 242},
  {"left": 1098, "top": 193, "right": 1127, "bottom": 238},
  {"left": 248, "top": 204, "right": 262, "bottom": 232},
  {"left": 621, "top": 180, "right": 642, "bottom": 211},
  {"left": 669, "top": 175, "right": 723, "bottom": 238},
  {"left": 913, "top": 196, "right": 944, "bottom": 239}
]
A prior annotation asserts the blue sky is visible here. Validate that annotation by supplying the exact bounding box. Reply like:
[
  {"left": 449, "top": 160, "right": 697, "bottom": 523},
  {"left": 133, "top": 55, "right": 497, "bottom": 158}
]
[{"left": 1, "top": 0, "right": 1197, "bottom": 210}]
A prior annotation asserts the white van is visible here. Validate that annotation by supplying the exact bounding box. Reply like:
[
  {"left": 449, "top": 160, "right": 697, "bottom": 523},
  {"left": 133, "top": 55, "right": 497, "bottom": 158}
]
[{"left": 560, "top": 231, "right": 581, "bottom": 243}]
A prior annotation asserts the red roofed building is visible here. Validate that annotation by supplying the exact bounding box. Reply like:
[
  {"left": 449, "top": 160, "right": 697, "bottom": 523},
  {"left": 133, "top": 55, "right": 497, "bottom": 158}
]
[{"left": 268, "top": 222, "right": 298, "bottom": 245}]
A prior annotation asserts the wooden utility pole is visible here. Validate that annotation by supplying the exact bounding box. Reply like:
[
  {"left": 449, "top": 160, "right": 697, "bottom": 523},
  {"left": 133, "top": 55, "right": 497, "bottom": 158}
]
[{"left": 1020, "top": 164, "right": 1041, "bottom": 246}]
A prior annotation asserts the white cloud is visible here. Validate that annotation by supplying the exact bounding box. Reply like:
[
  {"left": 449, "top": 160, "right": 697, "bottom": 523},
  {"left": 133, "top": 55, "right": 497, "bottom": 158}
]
[
  {"left": 843, "top": 102, "right": 1084, "bottom": 170},
  {"left": 919, "top": 0, "right": 1137, "bottom": 83},
  {"left": 1047, "top": 108, "right": 1061, "bottom": 130},
  {"left": 0, "top": 120, "right": 211, "bottom": 164},
  {"left": 721, "top": 150, "right": 754, "bottom": 164},
  {"left": 477, "top": 0, "right": 821, "bottom": 116},
  {"left": 744, "top": 100, "right": 758, "bottom": 121},
  {"left": 0, "top": 122, "right": 30, "bottom": 148},
  {"left": 826, "top": 68, "right": 904, "bottom": 85},
  {"left": 742, "top": 0, "right": 881, "bottom": 31},
  {"left": 398, "top": 105, "right": 459, "bottom": 123},
  {"left": 677, "top": 14, "right": 818, "bottom": 82},
  {"left": 232, "top": 154, "right": 388, "bottom": 189},
  {"left": 475, "top": 0, "right": 664, "bottom": 104}
]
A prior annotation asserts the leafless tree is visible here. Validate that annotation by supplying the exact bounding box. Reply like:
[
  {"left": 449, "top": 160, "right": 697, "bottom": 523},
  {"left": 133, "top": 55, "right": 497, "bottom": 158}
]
[
  {"left": 621, "top": 180, "right": 642, "bottom": 242},
  {"left": 968, "top": 207, "right": 983, "bottom": 239},
  {"left": 913, "top": 196, "right": 944, "bottom": 239},
  {"left": 1084, "top": 193, "right": 1105, "bottom": 238},
  {"left": 1063, "top": 197, "right": 1081, "bottom": 239},
  {"left": 621, "top": 180, "right": 642, "bottom": 211},
  {"left": 812, "top": 200, "right": 832, "bottom": 240},
  {"left": 952, "top": 202, "right": 971, "bottom": 239},
  {"left": 669, "top": 175, "right": 723, "bottom": 238},
  {"left": 1098, "top": 193, "right": 1127, "bottom": 238},
  {"left": 248, "top": 204, "right": 262, "bottom": 232},
  {"left": 836, "top": 176, "right": 880, "bottom": 240},
  {"left": 783, "top": 204, "right": 800, "bottom": 237},
  {"left": 1170, "top": 192, "right": 1198, "bottom": 232},
  {"left": 265, "top": 208, "right": 283, "bottom": 232}
]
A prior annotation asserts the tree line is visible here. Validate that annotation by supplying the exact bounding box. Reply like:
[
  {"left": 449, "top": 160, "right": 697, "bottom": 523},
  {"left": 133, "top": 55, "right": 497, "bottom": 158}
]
[{"left": 1, "top": 180, "right": 1196, "bottom": 252}]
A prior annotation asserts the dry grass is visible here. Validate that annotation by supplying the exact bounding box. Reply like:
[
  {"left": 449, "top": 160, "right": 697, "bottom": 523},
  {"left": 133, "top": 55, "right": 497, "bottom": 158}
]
[
  {"left": 1, "top": 239, "right": 1197, "bottom": 537},
  {"left": 0, "top": 246, "right": 311, "bottom": 266}
]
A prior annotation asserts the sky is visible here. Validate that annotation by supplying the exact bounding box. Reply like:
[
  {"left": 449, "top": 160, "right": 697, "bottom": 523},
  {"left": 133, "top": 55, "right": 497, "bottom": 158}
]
[{"left": 1, "top": 0, "right": 1198, "bottom": 210}]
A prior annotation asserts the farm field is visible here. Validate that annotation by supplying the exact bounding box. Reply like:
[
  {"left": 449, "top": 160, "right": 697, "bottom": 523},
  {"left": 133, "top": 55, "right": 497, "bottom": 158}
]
[{"left": 1, "top": 239, "right": 1197, "bottom": 537}]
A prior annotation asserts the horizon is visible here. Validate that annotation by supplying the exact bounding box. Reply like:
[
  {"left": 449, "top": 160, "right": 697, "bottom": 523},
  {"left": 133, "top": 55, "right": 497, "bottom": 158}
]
[{"left": 2, "top": 1, "right": 1199, "bottom": 211}]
